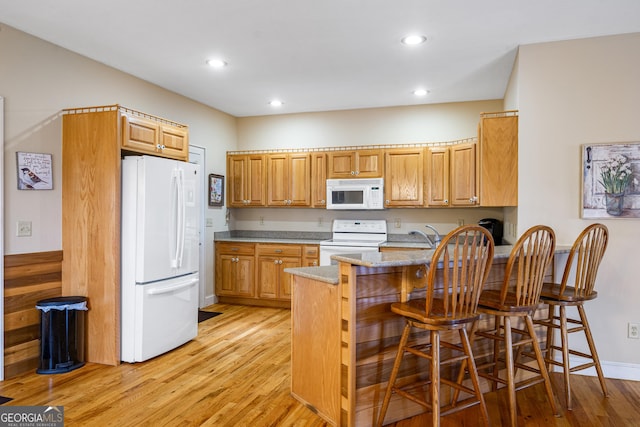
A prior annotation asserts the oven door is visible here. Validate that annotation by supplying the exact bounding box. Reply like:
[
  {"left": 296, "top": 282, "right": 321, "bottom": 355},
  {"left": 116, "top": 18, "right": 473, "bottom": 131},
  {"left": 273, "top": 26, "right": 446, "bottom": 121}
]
[{"left": 319, "top": 245, "right": 379, "bottom": 266}]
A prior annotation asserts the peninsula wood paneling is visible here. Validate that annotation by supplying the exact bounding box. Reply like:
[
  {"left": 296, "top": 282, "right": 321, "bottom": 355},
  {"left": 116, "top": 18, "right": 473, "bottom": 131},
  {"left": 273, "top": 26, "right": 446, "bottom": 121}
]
[{"left": 3, "top": 251, "right": 63, "bottom": 379}]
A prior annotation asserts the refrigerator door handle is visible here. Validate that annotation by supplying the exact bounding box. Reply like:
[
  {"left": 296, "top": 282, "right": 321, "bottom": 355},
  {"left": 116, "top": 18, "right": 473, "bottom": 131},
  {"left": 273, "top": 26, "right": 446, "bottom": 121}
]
[
  {"left": 170, "top": 167, "right": 186, "bottom": 269},
  {"left": 146, "top": 277, "right": 198, "bottom": 295},
  {"left": 176, "top": 167, "right": 186, "bottom": 268},
  {"left": 170, "top": 169, "right": 181, "bottom": 268}
]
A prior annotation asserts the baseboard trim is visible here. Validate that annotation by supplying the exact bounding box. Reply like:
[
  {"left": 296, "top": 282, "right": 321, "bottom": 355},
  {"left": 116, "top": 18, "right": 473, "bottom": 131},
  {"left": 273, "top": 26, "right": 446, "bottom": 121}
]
[
  {"left": 202, "top": 294, "right": 217, "bottom": 308},
  {"left": 553, "top": 355, "right": 640, "bottom": 381}
]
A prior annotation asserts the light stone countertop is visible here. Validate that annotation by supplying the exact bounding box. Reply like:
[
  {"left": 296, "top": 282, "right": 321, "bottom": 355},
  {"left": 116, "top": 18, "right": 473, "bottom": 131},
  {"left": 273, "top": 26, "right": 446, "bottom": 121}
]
[
  {"left": 214, "top": 231, "right": 454, "bottom": 248},
  {"left": 285, "top": 245, "right": 572, "bottom": 285},
  {"left": 214, "top": 236, "right": 324, "bottom": 245}
]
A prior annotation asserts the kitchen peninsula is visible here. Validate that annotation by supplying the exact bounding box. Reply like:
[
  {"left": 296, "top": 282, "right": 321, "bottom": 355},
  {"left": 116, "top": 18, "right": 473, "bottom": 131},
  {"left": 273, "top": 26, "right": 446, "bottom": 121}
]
[{"left": 286, "top": 246, "right": 569, "bottom": 426}]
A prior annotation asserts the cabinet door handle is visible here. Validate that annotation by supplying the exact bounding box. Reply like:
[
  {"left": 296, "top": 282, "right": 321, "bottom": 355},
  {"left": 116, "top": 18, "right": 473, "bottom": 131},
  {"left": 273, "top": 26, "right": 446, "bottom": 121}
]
[
  {"left": 275, "top": 249, "right": 283, "bottom": 253},
  {"left": 278, "top": 260, "right": 283, "bottom": 264},
  {"left": 274, "top": 260, "right": 279, "bottom": 264},
  {"left": 351, "top": 171, "right": 355, "bottom": 175}
]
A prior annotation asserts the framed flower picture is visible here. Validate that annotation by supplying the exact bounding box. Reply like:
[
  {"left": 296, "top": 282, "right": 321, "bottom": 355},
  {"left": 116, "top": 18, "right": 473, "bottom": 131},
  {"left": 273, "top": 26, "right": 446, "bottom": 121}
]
[
  {"left": 209, "top": 174, "right": 224, "bottom": 207},
  {"left": 581, "top": 142, "right": 640, "bottom": 219}
]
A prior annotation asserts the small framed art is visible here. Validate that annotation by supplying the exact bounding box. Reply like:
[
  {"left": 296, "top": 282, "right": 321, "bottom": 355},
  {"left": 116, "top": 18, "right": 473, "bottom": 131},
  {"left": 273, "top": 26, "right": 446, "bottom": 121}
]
[
  {"left": 209, "top": 174, "right": 224, "bottom": 207},
  {"left": 581, "top": 142, "right": 640, "bottom": 219},
  {"left": 16, "top": 151, "right": 53, "bottom": 190}
]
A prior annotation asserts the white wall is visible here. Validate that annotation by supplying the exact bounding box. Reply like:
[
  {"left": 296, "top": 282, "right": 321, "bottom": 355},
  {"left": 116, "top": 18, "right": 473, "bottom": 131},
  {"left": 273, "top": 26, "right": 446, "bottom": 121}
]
[
  {"left": 237, "top": 100, "right": 502, "bottom": 151},
  {"left": 1, "top": 23, "right": 237, "bottom": 302},
  {"left": 234, "top": 99, "right": 506, "bottom": 238},
  {"left": 512, "top": 33, "right": 640, "bottom": 375}
]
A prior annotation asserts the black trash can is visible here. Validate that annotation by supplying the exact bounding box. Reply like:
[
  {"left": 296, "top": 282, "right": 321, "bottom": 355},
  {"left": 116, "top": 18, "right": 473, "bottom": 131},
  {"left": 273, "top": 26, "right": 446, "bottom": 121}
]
[{"left": 36, "top": 296, "right": 88, "bottom": 374}]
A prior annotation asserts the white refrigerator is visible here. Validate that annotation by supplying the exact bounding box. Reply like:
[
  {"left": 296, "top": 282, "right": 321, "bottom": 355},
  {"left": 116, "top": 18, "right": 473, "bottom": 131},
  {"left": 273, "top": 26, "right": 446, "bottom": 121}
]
[{"left": 121, "top": 155, "right": 200, "bottom": 363}]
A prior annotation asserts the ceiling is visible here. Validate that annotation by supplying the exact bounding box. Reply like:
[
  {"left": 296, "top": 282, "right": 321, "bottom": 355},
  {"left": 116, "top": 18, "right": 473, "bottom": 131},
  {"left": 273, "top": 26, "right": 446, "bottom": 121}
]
[{"left": 2, "top": 1, "right": 640, "bottom": 117}]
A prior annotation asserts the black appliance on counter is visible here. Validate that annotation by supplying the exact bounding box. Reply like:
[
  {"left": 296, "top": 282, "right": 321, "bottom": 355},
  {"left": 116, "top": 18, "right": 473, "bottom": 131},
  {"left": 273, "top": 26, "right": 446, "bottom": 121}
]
[{"left": 478, "top": 218, "right": 503, "bottom": 245}]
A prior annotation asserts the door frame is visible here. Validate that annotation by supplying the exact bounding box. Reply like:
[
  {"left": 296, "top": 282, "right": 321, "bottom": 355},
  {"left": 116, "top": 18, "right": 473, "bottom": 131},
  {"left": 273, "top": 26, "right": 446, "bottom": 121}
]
[
  {"left": 1, "top": 96, "right": 5, "bottom": 379},
  {"left": 188, "top": 145, "right": 207, "bottom": 308}
]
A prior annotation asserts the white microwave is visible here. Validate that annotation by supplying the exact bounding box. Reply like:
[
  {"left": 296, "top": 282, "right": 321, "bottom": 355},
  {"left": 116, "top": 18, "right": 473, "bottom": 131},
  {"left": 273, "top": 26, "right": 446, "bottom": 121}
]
[{"left": 326, "top": 178, "right": 384, "bottom": 210}]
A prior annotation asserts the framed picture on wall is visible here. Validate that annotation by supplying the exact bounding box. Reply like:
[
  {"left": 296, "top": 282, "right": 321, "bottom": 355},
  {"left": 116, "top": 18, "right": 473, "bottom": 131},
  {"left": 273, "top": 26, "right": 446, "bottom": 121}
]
[
  {"left": 16, "top": 151, "right": 53, "bottom": 190},
  {"left": 581, "top": 142, "right": 640, "bottom": 219},
  {"left": 209, "top": 174, "right": 224, "bottom": 207}
]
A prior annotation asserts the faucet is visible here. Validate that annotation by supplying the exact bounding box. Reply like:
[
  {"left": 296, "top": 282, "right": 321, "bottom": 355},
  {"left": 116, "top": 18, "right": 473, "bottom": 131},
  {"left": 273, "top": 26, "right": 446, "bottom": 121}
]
[
  {"left": 408, "top": 229, "right": 436, "bottom": 248},
  {"left": 423, "top": 224, "right": 442, "bottom": 246}
]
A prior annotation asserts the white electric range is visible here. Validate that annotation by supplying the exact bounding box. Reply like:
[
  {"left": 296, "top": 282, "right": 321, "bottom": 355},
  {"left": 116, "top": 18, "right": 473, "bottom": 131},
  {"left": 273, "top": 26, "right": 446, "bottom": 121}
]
[{"left": 319, "top": 219, "right": 388, "bottom": 266}]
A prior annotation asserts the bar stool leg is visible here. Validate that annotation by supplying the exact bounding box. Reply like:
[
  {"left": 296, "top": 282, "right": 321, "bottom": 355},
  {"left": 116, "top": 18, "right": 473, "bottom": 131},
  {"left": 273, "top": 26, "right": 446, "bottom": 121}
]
[
  {"left": 545, "top": 304, "right": 556, "bottom": 373},
  {"left": 503, "top": 316, "right": 518, "bottom": 427},
  {"left": 491, "top": 315, "right": 501, "bottom": 392},
  {"left": 377, "top": 322, "right": 411, "bottom": 427},
  {"left": 525, "top": 314, "right": 560, "bottom": 417},
  {"left": 431, "top": 330, "right": 441, "bottom": 427},
  {"left": 459, "top": 327, "right": 490, "bottom": 427},
  {"left": 559, "top": 305, "right": 572, "bottom": 409},
  {"left": 578, "top": 305, "right": 609, "bottom": 398}
]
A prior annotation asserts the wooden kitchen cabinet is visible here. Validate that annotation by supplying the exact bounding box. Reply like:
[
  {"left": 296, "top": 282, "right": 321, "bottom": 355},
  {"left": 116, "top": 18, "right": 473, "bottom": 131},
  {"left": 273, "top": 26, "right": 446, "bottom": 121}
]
[
  {"left": 267, "top": 152, "right": 311, "bottom": 206},
  {"left": 327, "top": 149, "right": 383, "bottom": 178},
  {"left": 384, "top": 148, "right": 425, "bottom": 207},
  {"left": 227, "top": 154, "right": 266, "bottom": 207},
  {"left": 450, "top": 142, "right": 478, "bottom": 206},
  {"left": 478, "top": 111, "right": 518, "bottom": 206},
  {"left": 215, "top": 241, "right": 318, "bottom": 306},
  {"left": 257, "top": 244, "right": 303, "bottom": 300},
  {"left": 311, "top": 152, "right": 327, "bottom": 208},
  {"left": 302, "top": 245, "right": 320, "bottom": 266},
  {"left": 122, "top": 112, "right": 189, "bottom": 161},
  {"left": 62, "top": 104, "right": 189, "bottom": 366},
  {"left": 215, "top": 242, "right": 256, "bottom": 298},
  {"left": 426, "top": 146, "right": 450, "bottom": 206}
]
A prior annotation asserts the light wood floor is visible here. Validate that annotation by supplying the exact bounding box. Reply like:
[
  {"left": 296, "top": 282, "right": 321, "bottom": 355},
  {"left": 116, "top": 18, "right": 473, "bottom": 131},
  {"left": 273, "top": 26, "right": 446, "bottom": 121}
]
[{"left": 1, "top": 304, "right": 639, "bottom": 426}]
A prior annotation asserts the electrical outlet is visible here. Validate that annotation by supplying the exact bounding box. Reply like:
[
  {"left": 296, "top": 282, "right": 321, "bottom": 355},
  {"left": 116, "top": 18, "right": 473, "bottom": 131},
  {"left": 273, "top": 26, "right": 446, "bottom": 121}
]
[
  {"left": 259, "top": 216, "right": 264, "bottom": 225},
  {"left": 206, "top": 218, "right": 213, "bottom": 227},
  {"left": 17, "top": 221, "right": 32, "bottom": 237},
  {"left": 394, "top": 218, "right": 401, "bottom": 228},
  {"left": 457, "top": 219, "right": 464, "bottom": 226},
  {"left": 628, "top": 323, "right": 639, "bottom": 339},
  {"left": 318, "top": 217, "right": 323, "bottom": 227}
]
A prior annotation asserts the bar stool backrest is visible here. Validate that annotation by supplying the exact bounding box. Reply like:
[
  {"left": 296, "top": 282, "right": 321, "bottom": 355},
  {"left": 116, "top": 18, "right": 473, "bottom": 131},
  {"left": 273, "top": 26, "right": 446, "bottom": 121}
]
[
  {"left": 550, "top": 223, "right": 608, "bottom": 298},
  {"left": 499, "top": 225, "right": 556, "bottom": 308},
  {"left": 423, "top": 225, "right": 495, "bottom": 323}
]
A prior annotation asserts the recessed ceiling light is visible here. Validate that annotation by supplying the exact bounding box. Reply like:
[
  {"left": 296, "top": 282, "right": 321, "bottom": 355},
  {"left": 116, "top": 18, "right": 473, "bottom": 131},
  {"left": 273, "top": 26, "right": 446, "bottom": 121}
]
[
  {"left": 206, "top": 59, "right": 227, "bottom": 69},
  {"left": 401, "top": 35, "right": 427, "bottom": 45},
  {"left": 269, "top": 100, "right": 284, "bottom": 107},
  {"left": 413, "top": 89, "right": 429, "bottom": 97}
]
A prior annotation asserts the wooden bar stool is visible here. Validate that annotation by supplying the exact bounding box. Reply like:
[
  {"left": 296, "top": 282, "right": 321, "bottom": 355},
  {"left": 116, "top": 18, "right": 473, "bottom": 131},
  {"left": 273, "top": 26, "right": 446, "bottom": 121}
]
[
  {"left": 376, "top": 225, "right": 495, "bottom": 427},
  {"left": 536, "top": 223, "right": 609, "bottom": 410},
  {"left": 470, "top": 225, "right": 560, "bottom": 427}
]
